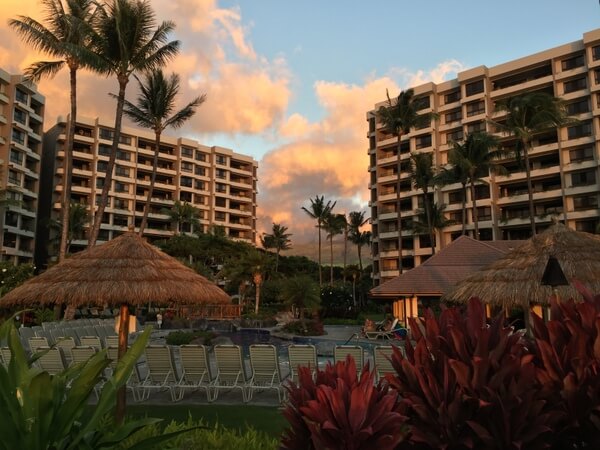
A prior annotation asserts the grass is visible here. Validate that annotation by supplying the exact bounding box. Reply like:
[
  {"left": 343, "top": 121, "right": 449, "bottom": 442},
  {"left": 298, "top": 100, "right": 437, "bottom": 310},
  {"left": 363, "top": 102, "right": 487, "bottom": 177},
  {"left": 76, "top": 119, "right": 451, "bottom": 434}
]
[{"left": 126, "top": 404, "right": 287, "bottom": 438}]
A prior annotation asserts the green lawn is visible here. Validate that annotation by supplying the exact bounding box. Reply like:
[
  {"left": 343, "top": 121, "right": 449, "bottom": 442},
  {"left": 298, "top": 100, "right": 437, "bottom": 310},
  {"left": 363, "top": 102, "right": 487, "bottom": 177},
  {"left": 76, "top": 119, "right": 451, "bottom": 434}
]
[{"left": 126, "top": 404, "right": 288, "bottom": 438}]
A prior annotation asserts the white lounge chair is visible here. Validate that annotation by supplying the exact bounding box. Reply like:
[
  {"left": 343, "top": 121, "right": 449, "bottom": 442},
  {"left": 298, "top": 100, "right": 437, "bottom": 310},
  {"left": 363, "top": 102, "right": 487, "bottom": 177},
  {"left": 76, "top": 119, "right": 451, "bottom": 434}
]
[
  {"left": 107, "top": 346, "right": 143, "bottom": 401},
  {"left": 374, "top": 345, "right": 398, "bottom": 383},
  {"left": 0, "top": 347, "right": 10, "bottom": 366},
  {"left": 334, "top": 345, "right": 364, "bottom": 374},
  {"left": 28, "top": 336, "right": 50, "bottom": 354},
  {"left": 55, "top": 337, "right": 76, "bottom": 366},
  {"left": 364, "top": 318, "right": 400, "bottom": 340},
  {"left": 141, "top": 345, "right": 180, "bottom": 402},
  {"left": 248, "top": 344, "right": 285, "bottom": 403},
  {"left": 287, "top": 344, "right": 317, "bottom": 382},
  {"left": 37, "top": 346, "right": 67, "bottom": 375},
  {"left": 80, "top": 336, "right": 103, "bottom": 351},
  {"left": 213, "top": 345, "right": 249, "bottom": 402},
  {"left": 177, "top": 344, "right": 215, "bottom": 401}
]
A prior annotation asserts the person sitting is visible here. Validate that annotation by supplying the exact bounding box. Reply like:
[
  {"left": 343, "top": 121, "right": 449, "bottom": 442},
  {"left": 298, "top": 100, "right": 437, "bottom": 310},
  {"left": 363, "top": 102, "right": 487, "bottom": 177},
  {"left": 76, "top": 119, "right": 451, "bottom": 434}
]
[{"left": 361, "top": 318, "right": 376, "bottom": 336}]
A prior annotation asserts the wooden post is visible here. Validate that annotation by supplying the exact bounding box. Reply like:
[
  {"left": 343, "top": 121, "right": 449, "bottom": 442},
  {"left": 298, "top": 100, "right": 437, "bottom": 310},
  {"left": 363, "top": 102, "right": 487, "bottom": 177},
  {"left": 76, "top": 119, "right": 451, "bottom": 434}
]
[{"left": 115, "top": 302, "right": 130, "bottom": 425}]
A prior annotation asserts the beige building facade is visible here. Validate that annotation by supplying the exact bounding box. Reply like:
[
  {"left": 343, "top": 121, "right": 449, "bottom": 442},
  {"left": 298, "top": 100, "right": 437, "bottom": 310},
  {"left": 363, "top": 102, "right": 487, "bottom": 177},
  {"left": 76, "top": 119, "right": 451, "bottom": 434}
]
[
  {"left": 0, "top": 69, "right": 44, "bottom": 264},
  {"left": 368, "top": 29, "right": 600, "bottom": 284},
  {"left": 38, "top": 116, "right": 257, "bottom": 264}
]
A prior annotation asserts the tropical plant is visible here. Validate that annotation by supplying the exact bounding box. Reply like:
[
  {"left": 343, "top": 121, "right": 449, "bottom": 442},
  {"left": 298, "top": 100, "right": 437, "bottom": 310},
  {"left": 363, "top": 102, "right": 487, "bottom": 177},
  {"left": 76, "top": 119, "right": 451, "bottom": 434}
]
[
  {"left": 47, "top": 202, "right": 89, "bottom": 254},
  {"left": 281, "top": 356, "right": 406, "bottom": 450},
  {"left": 323, "top": 213, "right": 346, "bottom": 285},
  {"left": 260, "top": 223, "right": 292, "bottom": 273},
  {"left": 118, "top": 69, "right": 205, "bottom": 235},
  {"left": 88, "top": 0, "right": 180, "bottom": 246},
  {"left": 449, "top": 132, "right": 504, "bottom": 239},
  {"left": 377, "top": 89, "right": 437, "bottom": 273},
  {"left": 410, "top": 202, "right": 454, "bottom": 248},
  {"left": 434, "top": 162, "right": 469, "bottom": 235},
  {"left": 165, "top": 200, "right": 200, "bottom": 234},
  {"left": 0, "top": 262, "right": 34, "bottom": 296},
  {"left": 387, "top": 298, "right": 561, "bottom": 449},
  {"left": 410, "top": 151, "right": 436, "bottom": 253},
  {"left": 9, "top": 0, "right": 101, "bottom": 262},
  {"left": 279, "top": 275, "right": 320, "bottom": 319},
  {"left": 492, "top": 92, "right": 574, "bottom": 236},
  {"left": 347, "top": 210, "right": 368, "bottom": 271},
  {"left": 301, "top": 195, "right": 336, "bottom": 287}
]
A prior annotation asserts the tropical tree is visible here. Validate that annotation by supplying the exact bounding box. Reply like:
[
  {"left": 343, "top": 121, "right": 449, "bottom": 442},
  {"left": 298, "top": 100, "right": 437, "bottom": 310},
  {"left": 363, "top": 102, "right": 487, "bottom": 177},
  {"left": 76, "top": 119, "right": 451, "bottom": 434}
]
[
  {"left": 323, "top": 213, "right": 346, "bottom": 285},
  {"left": 260, "top": 223, "right": 292, "bottom": 273},
  {"left": 280, "top": 275, "right": 320, "bottom": 319},
  {"left": 377, "top": 89, "right": 437, "bottom": 273},
  {"left": 493, "top": 92, "right": 573, "bottom": 236},
  {"left": 348, "top": 210, "right": 371, "bottom": 272},
  {"left": 410, "top": 152, "right": 436, "bottom": 254},
  {"left": 165, "top": 200, "right": 200, "bottom": 234},
  {"left": 88, "top": 0, "right": 180, "bottom": 246},
  {"left": 48, "top": 202, "right": 89, "bottom": 254},
  {"left": 9, "top": 0, "right": 101, "bottom": 262},
  {"left": 410, "top": 202, "right": 455, "bottom": 249},
  {"left": 301, "top": 195, "right": 336, "bottom": 287},
  {"left": 434, "top": 161, "right": 469, "bottom": 235},
  {"left": 118, "top": 69, "right": 204, "bottom": 235},
  {"left": 449, "top": 132, "right": 505, "bottom": 239}
]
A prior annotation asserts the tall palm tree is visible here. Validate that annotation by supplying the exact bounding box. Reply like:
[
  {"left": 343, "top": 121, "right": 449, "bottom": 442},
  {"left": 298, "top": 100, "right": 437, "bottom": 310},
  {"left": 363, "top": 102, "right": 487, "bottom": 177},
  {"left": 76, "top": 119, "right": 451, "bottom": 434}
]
[
  {"left": 351, "top": 230, "right": 371, "bottom": 272},
  {"left": 449, "top": 132, "right": 505, "bottom": 240},
  {"left": 118, "top": 69, "right": 205, "bottom": 235},
  {"left": 88, "top": 0, "right": 180, "bottom": 247},
  {"left": 166, "top": 200, "right": 200, "bottom": 234},
  {"left": 260, "top": 223, "right": 292, "bottom": 273},
  {"left": 410, "top": 202, "right": 455, "bottom": 249},
  {"left": 434, "top": 162, "right": 469, "bottom": 235},
  {"left": 493, "top": 92, "right": 573, "bottom": 236},
  {"left": 323, "top": 213, "right": 346, "bottom": 285},
  {"left": 9, "top": 0, "right": 101, "bottom": 262},
  {"left": 348, "top": 210, "right": 369, "bottom": 271},
  {"left": 410, "top": 152, "right": 436, "bottom": 254},
  {"left": 301, "top": 195, "right": 336, "bottom": 287},
  {"left": 377, "top": 89, "right": 437, "bottom": 273},
  {"left": 48, "top": 202, "right": 89, "bottom": 254}
]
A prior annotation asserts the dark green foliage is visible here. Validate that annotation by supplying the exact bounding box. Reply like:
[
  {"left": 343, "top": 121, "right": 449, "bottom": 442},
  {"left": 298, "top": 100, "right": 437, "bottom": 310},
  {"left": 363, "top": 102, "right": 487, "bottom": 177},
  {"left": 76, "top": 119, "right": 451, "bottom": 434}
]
[
  {"left": 165, "top": 330, "right": 216, "bottom": 346},
  {"left": 281, "top": 319, "right": 324, "bottom": 336},
  {"left": 0, "top": 262, "right": 34, "bottom": 296},
  {"left": 320, "top": 285, "right": 356, "bottom": 318}
]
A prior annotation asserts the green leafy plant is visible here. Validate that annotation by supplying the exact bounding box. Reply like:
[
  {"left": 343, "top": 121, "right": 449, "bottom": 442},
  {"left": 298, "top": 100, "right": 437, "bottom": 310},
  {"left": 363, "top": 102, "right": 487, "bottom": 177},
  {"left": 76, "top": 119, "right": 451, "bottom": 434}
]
[
  {"left": 281, "top": 356, "right": 405, "bottom": 450},
  {"left": 33, "top": 308, "right": 55, "bottom": 325},
  {"left": 165, "top": 330, "right": 216, "bottom": 346},
  {"left": 0, "top": 262, "right": 34, "bottom": 296},
  {"left": 281, "top": 319, "right": 324, "bottom": 336},
  {"left": 0, "top": 318, "right": 189, "bottom": 449}
]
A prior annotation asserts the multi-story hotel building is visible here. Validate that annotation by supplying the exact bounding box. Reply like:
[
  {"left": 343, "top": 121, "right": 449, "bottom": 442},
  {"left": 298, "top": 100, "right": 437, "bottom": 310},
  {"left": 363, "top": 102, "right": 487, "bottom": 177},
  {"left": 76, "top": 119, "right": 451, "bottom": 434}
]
[
  {"left": 37, "top": 116, "right": 257, "bottom": 266},
  {"left": 0, "top": 69, "right": 44, "bottom": 264},
  {"left": 368, "top": 29, "right": 600, "bottom": 284}
]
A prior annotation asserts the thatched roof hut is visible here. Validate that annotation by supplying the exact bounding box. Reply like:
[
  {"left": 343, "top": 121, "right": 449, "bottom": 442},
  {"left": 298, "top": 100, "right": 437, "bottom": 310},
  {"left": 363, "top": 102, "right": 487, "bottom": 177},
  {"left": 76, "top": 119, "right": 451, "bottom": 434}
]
[
  {"left": 0, "top": 231, "right": 230, "bottom": 307},
  {"left": 443, "top": 223, "right": 600, "bottom": 308}
]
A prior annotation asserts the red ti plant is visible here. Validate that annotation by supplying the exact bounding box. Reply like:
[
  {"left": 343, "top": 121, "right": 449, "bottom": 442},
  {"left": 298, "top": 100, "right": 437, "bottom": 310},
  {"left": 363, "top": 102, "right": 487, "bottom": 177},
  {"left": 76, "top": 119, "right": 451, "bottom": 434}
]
[
  {"left": 387, "top": 298, "right": 561, "bottom": 449},
  {"left": 531, "top": 281, "right": 600, "bottom": 448},
  {"left": 280, "top": 356, "right": 406, "bottom": 450}
]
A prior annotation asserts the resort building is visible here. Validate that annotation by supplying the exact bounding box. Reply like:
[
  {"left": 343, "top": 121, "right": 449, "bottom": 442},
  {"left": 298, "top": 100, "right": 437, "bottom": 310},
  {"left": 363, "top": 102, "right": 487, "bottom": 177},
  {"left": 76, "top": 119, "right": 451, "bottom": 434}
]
[
  {"left": 37, "top": 116, "right": 257, "bottom": 266},
  {"left": 367, "top": 28, "right": 600, "bottom": 284},
  {"left": 0, "top": 69, "right": 45, "bottom": 264}
]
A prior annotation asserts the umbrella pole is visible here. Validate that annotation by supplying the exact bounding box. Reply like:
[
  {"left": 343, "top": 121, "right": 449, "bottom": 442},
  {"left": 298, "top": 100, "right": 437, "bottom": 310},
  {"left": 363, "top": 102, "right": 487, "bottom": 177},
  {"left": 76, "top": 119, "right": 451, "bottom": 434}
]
[{"left": 116, "top": 303, "right": 130, "bottom": 425}]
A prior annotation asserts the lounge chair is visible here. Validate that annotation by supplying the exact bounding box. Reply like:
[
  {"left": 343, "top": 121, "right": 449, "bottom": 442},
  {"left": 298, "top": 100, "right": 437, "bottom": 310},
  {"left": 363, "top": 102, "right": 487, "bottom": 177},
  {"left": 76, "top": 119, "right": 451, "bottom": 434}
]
[
  {"left": 105, "top": 336, "right": 119, "bottom": 348},
  {"left": 177, "top": 344, "right": 215, "bottom": 402},
  {"left": 248, "top": 344, "right": 285, "bottom": 403},
  {"left": 107, "top": 346, "right": 143, "bottom": 401},
  {"left": 334, "top": 345, "right": 364, "bottom": 374},
  {"left": 213, "top": 345, "right": 249, "bottom": 402},
  {"left": 373, "top": 345, "right": 398, "bottom": 383},
  {"left": 141, "top": 345, "right": 180, "bottom": 402},
  {"left": 55, "top": 337, "right": 76, "bottom": 366},
  {"left": 0, "top": 347, "right": 10, "bottom": 366},
  {"left": 37, "top": 346, "right": 67, "bottom": 375},
  {"left": 364, "top": 318, "right": 400, "bottom": 340},
  {"left": 80, "top": 336, "right": 103, "bottom": 351},
  {"left": 287, "top": 344, "right": 317, "bottom": 381},
  {"left": 28, "top": 336, "right": 50, "bottom": 354}
]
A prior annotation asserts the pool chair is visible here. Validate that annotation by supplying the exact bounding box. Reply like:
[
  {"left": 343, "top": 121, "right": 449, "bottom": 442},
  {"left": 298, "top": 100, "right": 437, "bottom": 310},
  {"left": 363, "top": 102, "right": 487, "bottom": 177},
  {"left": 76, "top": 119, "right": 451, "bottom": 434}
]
[
  {"left": 374, "top": 345, "right": 399, "bottom": 383},
  {"left": 141, "top": 345, "right": 180, "bottom": 402},
  {"left": 247, "top": 344, "right": 286, "bottom": 403},
  {"left": 364, "top": 318, "right": 400, "bottom": 340},
  {"left": 37, "top": 346, "right": 67, "bottom": 375},
  {"left": 287, "top": 344, "right": 317, "bottom": 382},
  {"left": 80, "top": 336, "right": 103, "bottom": 351},
  {"left": 213, "top": 345, "right": 250, "bottom": 402},
  {"left": 0, "top": 347, "right": 10, "bottom": 366},
  {"left": 105, "top": 336, "right": 119, "bottom": 348},
  {"left": 177, "top": 345, "right": 215, "bottom": 402},
  {"left": 28, "top": 336, "right": 50, "bottom": 354},
  {"left": 107, "top": 346, "right": 144, "bottom": 402},
  {"left": 70, "top": 346, "right": 102, "bottom": 397},
  {"left": 55, "top": 337, "right": 76, "bottom": 366},
  {"left": 334, "top": 345, "right": 364, "bottom": 375}
]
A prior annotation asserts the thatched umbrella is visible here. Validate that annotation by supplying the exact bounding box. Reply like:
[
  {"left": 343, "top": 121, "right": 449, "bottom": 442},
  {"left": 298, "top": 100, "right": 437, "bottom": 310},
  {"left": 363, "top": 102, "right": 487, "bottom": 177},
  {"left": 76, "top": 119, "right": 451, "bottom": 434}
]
[
  {"left": 0, "top": 231, "right": 230, "bottom": 421},
  {"left": 443, "top": 223, "right": 600, "bottom": 310}
]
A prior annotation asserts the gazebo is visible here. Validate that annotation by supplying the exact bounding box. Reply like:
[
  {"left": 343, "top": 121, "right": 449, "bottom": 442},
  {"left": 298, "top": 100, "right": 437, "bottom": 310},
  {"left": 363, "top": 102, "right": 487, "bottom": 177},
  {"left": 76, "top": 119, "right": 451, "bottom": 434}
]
[
  {"left": 443, "top": 223, "right": 600, "bottom": 316},
  {"left": 0, "top": 231, "right": 231, "bottom": 419}
]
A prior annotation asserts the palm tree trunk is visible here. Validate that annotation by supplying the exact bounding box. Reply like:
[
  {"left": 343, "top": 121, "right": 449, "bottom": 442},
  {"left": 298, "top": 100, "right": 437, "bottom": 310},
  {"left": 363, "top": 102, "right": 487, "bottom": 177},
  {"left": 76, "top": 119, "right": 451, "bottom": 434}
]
[
  {"left": 88, "top": 77, "right": 129, "bottom": 247},
  {"left": 357, "top": 244, "right": 363, "bottom": 272},
  {"left": 139, "top": 129, "right": 161, "bottom": 235},
  {"left": 275, "top": 250, "right": 280, "bottom": 273},
  {"left": 254, "top": 273, "right": 262, "bottom": 314},
  {"left": 461, "top": 182, "right": 467, "bottom": 235},
  {"left": 59, "top": 65, "right": 77, "bottom": 261},
  {"left": 470, "top": 181, "right": 479, "bottom": 240},
  {"left": 522, "top": 139, "right": 536, "bottom": 236},
  {"left": 116, "top": 302, "right": 130, "bottom": 425},
  {"left": 396, "top": 133, "right": 404, "bottom": 274},
  {"left": 317, "top": 220, "right": 322, "bottom": 286},
  {"left": 342, "top": 227, "right": 348, "bottom": 284},
  {"left": 423, "top": 189, "right": 435, "bottom": 254},
  {"left": 329, "top": 236, "right": 334, "bottom": 285}
]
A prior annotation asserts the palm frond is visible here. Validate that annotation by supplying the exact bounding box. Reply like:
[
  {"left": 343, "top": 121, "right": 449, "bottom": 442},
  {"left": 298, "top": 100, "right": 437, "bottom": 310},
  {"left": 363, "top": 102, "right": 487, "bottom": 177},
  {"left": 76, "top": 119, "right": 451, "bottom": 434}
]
[{"left": 23, "top": 60, "right": 65, "bottom": 83}]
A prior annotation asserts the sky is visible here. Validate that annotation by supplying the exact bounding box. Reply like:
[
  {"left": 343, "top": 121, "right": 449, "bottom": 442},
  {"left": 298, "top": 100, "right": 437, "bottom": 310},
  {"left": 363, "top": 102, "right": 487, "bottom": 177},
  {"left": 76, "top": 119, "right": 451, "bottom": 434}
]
[{"left": 0, "top": 0, "right": 599, "bottom": 253}]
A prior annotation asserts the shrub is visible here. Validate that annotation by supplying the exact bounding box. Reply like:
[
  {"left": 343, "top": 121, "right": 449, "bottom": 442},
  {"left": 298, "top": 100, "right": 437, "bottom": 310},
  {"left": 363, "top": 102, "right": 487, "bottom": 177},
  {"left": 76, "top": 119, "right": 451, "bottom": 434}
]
[
  {"left": 281, "top": 319, "right": 324, "bottom": 336},
  {"left": 387, "top": 298, "right": 560, "bottom": 449},
  {"left": 166, "top": 330, "right": 216, "bottom": 346},
  {"left": 320, "top": 285, "right": 356, "bottom": 319},
  {"left": 281, "top": 356, "right": 406, "bottom": 450}
]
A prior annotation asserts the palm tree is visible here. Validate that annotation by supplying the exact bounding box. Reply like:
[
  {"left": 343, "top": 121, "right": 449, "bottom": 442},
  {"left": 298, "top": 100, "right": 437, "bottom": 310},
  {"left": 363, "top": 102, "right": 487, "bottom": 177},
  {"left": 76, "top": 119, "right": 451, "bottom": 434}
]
[
  {"left": 449, "top": 132, "right": 505, "bottom": 239},
  {"left": 352, "top": 230, "right": 371, "bottom": 272},
  {"left": 88, "top": 0, "right": 180, "bottom": 247},
  {"left": 323, "top": 213, "right": 346, "bottom": 285},
  {"left": 434, "top": 162, "right": 469, "bottom": 235},
  {"left": 165, "top": 200, "right": 200, "bottom": 234},
  {"left": 348, "top": 210, "right": 369, "bottom": 272},
  {"left": 118, "top": 69, "right": 205, "bottom": 235},
  {"left": 377, "top": 89, "right": 437, "bottom": 273},
  {"left": 410, "top": 152, "right": 436, "bottom": 254},
  {"left": 280, "top": 275, "right": 320, "bottom": 320},
  {"left": 48, "top": 202, "right": 89, "bottom": 254},
  {"left": 301, "top": 195, "right": 336, "bottom": 287},
  {"left": 10, "top": 0, "right": 101, "bottom": 262},
  {"left": 493, "top": 92, "right": 573, "bottom": 236},
  {"left": 410, "top": 202, "right": 455, "bottom": 249},
  {"left": 224, "top": 247, "right": 271, "bottom": 315},
  {"left": 260, "top": 223, "right": 292, "bottom": 273}
]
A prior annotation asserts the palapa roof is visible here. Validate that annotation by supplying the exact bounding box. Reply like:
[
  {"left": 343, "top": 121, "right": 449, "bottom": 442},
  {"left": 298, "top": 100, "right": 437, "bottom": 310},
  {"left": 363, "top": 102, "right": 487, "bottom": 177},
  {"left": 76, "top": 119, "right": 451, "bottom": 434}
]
[
  {"left": 370, "top": 236, "right": 522, "bottom": 298},
  {"left": 443, "top": 223, "right": 600, "bottom": 308},
  {"left": 0, "top": 232, "right": 230, "bottom": 307}
]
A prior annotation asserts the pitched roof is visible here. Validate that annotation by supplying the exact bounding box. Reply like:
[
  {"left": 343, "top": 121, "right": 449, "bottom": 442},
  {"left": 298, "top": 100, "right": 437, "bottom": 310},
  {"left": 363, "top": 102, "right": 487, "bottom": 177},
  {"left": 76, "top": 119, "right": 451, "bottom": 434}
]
[{"left": 370, "top": 236, "right": 523, "bottom": 298}]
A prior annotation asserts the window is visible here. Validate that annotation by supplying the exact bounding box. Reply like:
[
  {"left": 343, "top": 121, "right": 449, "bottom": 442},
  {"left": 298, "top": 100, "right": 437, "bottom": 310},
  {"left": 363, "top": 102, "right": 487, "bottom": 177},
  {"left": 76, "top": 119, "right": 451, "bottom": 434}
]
[
  {"left": 215, "top": 212, "right": 226, "bottom": 222},
  {"left": 195, "top": 180, "right": 205, "bottom": 190},
  {"left": 571, "top": 170, "right": 596, "bottom": 186},
  {"left": 216, "top": 155, "right": 227, "bottom": 165},
  {"left": 369, "top": 117, "right": 376, "bottom": 132},
  {"left": 97, "top": 161, "right": 108, "bottom": 172},
  {"left": 114, "top": 182, "right": 128, "bottom": 193},
  {"left": 115, "top": 166, "right": 129, "bottom": 177},
  {"left": 13, "top": 108, "right": 26, "bottom": 125},
  {"left": 566, "top": 98, "right": 590, "bottom": 115},
  {"left": 465, "top": 79, "right": 484, "bottom": 96},
  {"left": 99, "top": 128, "right": 113, "bottom": 141},
  {"left": 114, "top": 199, "right": 128, "bottom": 210},
  {"left": 474, "top": 184, "right": 490, "bottom": 199},
  {"left": 195, "top": 151, "right": 206, "bottom": 162},
  {"left": 593, "top": 45, "right": 600, "bottom": 61},
  {"left": 113, "top": 215, "right": 129, "bottom": 227},
  {"left": 569, "top": 146, "right": 594, "bottom": 163},
  {"left": 181, "top": 161, "right": 193, "bottom": 173},
  {"left": 449, "top": 191, "right": 464, "bottom": 204},
  {"left": 595, "top": 69, "right": 600, "bottom": 85},
  {"left": 414, "top": 96, "right": 430, "bottom": 111},
  {"left": 180, "top": 176, "right": 193, "bottom": 187},
  {"left": 445, "top": 90, "right": 461, "bottom": 104},
  {"left": 98, "top": 144, "right": 111, "bottom": 156},
  {"left": 215, "top": 183, "right": 227, "bottom": 193},
  {"left": 476, "top": 206, "right": 492, "bottom": 221},
  {"left": 96, "top": 178, "right": 105, "bottom": 188},
  {"left": 467, "top": 121, "right": 485, "bottom": 134},
  {"left": 12, "top": 129, "right": 25, "bottom": 145},
  {"left": 445, "top": 109, "right": 462, "bottom": 124},
  {"left": 15, "top": 89, "right": 28, "bottom": 104},
  {"left": 195, "top": 166, "right": 206, "bottom": 176},
  {"left": 216, "top": 168, "right": 227, "bottom": 179},
  {"left": 215, "top": 197, "right": 226, "bottom": 207},
  {"left": 415, "top": 134, "right": 432, "bottom": 149},
  {"left": 446, "top": 129, "right": 464, "bottom": 143},
  {"left": 8, "top": 170, "right": 21, "bottom": 185},
  {"left": 181, "top": 146, "right": 193, "bottom": 158},
  {"left": 561, "top": 54, "right": 585, "bottom": 71},
  {"left": 466, "top": 100, "right": 485, "bottom": 117},
  {"left": 563, "top": 77, "right": 587, "bottom": 94},
  {"left": 567, "top": 122, "right": 592, "bottom": 139},
  {"left": 116, "top": 150, "right": 130, "bottom": 161},
  {"left": 9, "top": 150, "right": 23, "bottom": 165},
  {"left": 576, "top": 220, "right": 598, "bottom": 233},
  {"left": 573, "top": 195, "right": 598, "bottom": 210}
]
